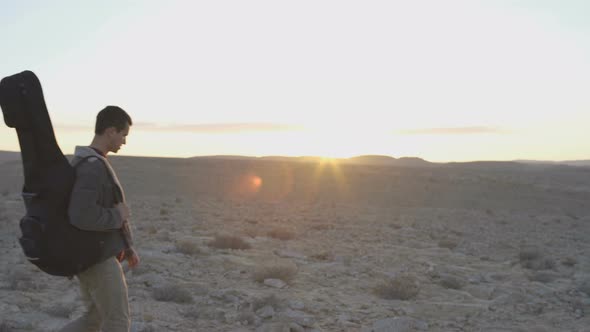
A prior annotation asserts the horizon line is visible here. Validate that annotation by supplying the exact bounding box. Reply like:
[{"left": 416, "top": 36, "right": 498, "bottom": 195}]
[{"left": 1, "top": 149, "right": 589, "bottom": 164}]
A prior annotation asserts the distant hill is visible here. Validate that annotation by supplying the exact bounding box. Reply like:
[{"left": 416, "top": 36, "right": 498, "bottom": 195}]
[
  {"left": 515, "top": 160, "right": 590, "bottom": 167},
  {"left": 347, "top": 155, "right": 397, "bottom": 165},
  {"left": 191, "top": 155, "right": 256, "bottom": 161},
  {"left": 0, "top": 150, "right": 20, "bottom": 164},
  {"left": 191, "top": 154, "right": 432, "bottom": 166}
]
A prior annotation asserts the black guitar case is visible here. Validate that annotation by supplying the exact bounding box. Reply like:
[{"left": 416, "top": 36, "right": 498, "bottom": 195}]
[{"left": 0, "top": 70, "right": 105, "bottom": 276}]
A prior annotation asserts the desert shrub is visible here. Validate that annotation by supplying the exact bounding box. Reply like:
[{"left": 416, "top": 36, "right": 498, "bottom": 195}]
[
  {"left": 153, "top": 284, "right": 193, "bottom": 303},
  {"left": 521, "top": 257, "right": 556, "bottom": 270},
  {"left": 181, "top": 305, "right": 201, "bottom": 320},
  {"left": 267, "top": 228, "right": 295, "bottom": 240},
  {"left": 236, "top": 310, "right": 257, "bottom": 325},
  {"left": 245, "top": 218, "right": 258, "bottom": 225},
  {"left": 310, "top": 223, "right": 333, "bottom": 231},
  {"left": 519, "top": 246, "right": 542, "bottom": 261},
  {"left": 438, "top": 275, "right": 465, "bottom": 290},
  {"left": 157, "top": 230, "right": 171, "bottom": 241},
  {"left": 311, "top": 251, "right": 333, "bottom": 261},
  {"left": 175, "top": 238, "right": 201, "bottom": 255},
  {"left": 389, "top": 223, "right": 402, "bottom": 230},
  {"left": 183, "top": 307, "right": 225, "bottom": 321},
  {"left": 561, "top": 256, "right": 578, "bottom": 267},
  {"left": 438, "top": 237, "right": 459, "bottom": 250},
  {"left": 519, "top": 247, "right": 555, "bottom": 270},
  {"left": 374, "top": 274, "right": 420, "bottom": 300},
  {"left": 252, "top": 294, "right": 283, "bottom": 311},
  {"left": 160, "top": 208, "right": 169, "bottom": 216},
  {"left": 527, "top": 271, "right": 557, "bottom": 283},
  {"left": 253, "top": 261, "right": 297, "bottom": 283},
  {"left": 208, "top": 234, "right": 251, "bottom": 250},
  {"left": 243, "top": 227, "right": 259, "bottom": 238},
  {"left": 145, "top": 225, "right": 158, "bottom": 235}
]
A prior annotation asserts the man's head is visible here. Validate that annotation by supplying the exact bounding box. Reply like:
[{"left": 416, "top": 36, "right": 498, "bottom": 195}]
[{"left": 95, "top": 106, "right": 132, "bottom": 153}]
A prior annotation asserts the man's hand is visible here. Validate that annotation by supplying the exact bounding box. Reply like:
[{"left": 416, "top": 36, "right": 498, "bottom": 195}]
[
  {"left": 115, "top": 202, "right": 130, "bottom": 221},
  {"left": 126, "top": 248, "right": 140, "bottom": 269}
]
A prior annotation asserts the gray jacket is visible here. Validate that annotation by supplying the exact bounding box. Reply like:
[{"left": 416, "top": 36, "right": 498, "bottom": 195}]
[{"left": 68, "top": 146, "right": 134, "bottom": 263}]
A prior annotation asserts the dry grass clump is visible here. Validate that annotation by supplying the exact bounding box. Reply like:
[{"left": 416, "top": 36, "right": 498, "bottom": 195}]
[
  {"left": 157, "top": 230, "right": 171, "bottom": 241},
  {"left": 526, "top": 271, "right": 557, "bottom": 283},
  {"left": 561, "top": 256, "right": 578, "bottom": 267},
  {"left": 153, "top": 284, "right": 194, "bottom": 304},
  {"left": 252, "top": 294, "right": 283, "bottom": 311},
  {"left": 183, "top": 307, "right": 225, "bottom": 321},
  {"left": 236, "top": 311, "right": 257, "bottom": 325},
  {"left": 519, "top": 246, "right": 555, "bottom": 270},
  {"left": 311, "top": 251, "right": 333, "bottom": 261},
  {"left": 374, "top": 274, "right": 420, "bottom": 300},
  {"left": 310, "top": 223, "right": 333, "bottom": 231},
  {"left": 208, "top": 234, "right": 252, "bottom": 250},
  {"left": 144, "top": 225, "right": 158, "bottom": 235},
  {"left": 175, "top": 238, "right": 201, "bottom": 255},
  {"left": 519, "top": 246, "right": 541, "bottom": 261},
  {"left": 438, "top": 274, "right": 465, "bottom": 290},
  {"left": 267, "top": 227, "right": 295, "bottom": 240},
  {"left": 181, "top": 305, "right": 202, "bottom": 320},
  {"left": 438, "top": 237, "right": 460, "bottom": 249},
  {"left": 243, "top": 227, "right": 259, "bottom": 238},
  {"left": 253, "top": 260, "right": 298, "bottom": 283}
]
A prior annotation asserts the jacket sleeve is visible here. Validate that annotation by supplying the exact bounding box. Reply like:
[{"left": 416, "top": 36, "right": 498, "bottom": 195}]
[
  {"left": 121, "top": 220, "right": 134, "bottom": 247},
  {"left": 68, "top": 160, "right": 124, "bottom": 231}
]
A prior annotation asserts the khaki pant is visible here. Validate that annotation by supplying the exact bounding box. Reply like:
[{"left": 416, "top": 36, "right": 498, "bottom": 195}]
[{"left": 59, "top": 257, "right": 130, "bottom": 332}]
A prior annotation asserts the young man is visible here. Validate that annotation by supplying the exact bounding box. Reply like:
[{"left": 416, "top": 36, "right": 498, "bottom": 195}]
[{"left": 59, "top": 106, "right": 139, "bottom": 332}]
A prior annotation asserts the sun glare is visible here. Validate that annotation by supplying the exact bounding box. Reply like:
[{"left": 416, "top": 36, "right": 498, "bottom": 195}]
[{"left": 251, "top": 175, "right": 262, "bottom": 188}]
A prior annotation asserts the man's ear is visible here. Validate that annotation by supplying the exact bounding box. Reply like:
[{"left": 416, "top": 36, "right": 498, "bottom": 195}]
[{"left": 105, "top": 127, "right": 117, "bottom": 136}]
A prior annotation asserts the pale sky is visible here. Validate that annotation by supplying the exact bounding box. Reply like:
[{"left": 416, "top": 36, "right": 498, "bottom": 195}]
[{"left": 1, "top": 0, "right": 589, "bottom": 162}]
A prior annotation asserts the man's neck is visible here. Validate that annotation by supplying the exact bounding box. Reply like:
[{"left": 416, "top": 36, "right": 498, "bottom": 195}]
[{"left": 89, "top": 139, "right": 108, "bottom": 157}]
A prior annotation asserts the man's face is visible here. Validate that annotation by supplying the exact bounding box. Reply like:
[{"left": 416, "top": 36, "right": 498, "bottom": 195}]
[{"left": 107, "top": 124, "right": 130, "bottom": 153}]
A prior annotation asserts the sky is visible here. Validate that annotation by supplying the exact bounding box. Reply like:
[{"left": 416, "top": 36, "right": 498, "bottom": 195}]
[{"left": 1, "top": 0, "right": 589, "bottom": 162}]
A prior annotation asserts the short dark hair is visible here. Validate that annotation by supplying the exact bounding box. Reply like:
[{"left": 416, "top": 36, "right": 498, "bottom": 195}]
[{"left": 95, "top": 106, "right": 132, "bottom": 135}]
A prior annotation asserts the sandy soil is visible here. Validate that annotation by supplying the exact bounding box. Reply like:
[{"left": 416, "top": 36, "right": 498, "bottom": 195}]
[{"left": 1, "top": 156, "right": 589, "bottom": 331}]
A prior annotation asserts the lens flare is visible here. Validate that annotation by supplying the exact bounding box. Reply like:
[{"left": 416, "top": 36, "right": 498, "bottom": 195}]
[{"left": 251, "top": 175, "right": 262, "bottom": 189}]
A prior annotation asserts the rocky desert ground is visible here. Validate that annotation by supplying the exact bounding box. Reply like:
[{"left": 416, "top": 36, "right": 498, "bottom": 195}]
[{"left": 1, "top": 155, "right": 589, "bottom": 331}]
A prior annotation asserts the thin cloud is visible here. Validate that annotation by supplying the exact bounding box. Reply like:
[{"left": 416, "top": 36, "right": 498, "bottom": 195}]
[
  {"left": 398, "top": 126, "right": 508, "bottom": 135},
  {"left": 134, "top": 122, "right": 305, "bottom": 133},
  {"left": 54, "top": 124, "right": 92, "bottom": 131}
]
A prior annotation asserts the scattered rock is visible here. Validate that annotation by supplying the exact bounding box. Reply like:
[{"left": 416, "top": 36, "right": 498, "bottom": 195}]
[
  {"left": 465, "top": 285, "right": 496, "bottom": 300},
  {"left": 283, "top": 308, "right": 315, "bottom": 327},
  {"left": 288, "top": 300, "right": 305, "bottom": 310},
  {"left": 264, "top": 278, "right": 287, "bottom": 289},
  {"left": 361, "top": 317, "right": 428, "bottom": 332},
  {"left": 256, "top": 321, "right": 303, "bottom": 332},
  {"left": 274, "top": 249, "right": 307, "bottom": 260},
  {"left": 256, "top": 305, "right": 275, "bottom": 319}
]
